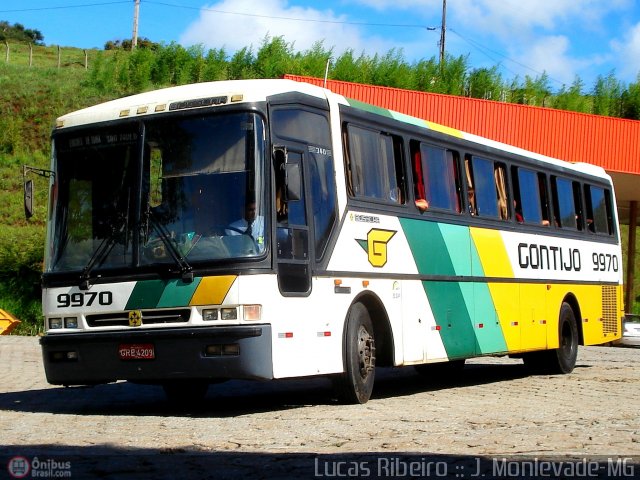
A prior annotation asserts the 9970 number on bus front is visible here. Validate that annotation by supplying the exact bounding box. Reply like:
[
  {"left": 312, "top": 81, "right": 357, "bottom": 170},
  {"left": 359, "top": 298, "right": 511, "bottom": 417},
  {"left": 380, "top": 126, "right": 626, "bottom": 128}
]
[
  {"left": 592, "top": 253, "right": 619, "bottom": 272},
  {"left": 57, "top": 291, "right": 113, "bottom": 308}
]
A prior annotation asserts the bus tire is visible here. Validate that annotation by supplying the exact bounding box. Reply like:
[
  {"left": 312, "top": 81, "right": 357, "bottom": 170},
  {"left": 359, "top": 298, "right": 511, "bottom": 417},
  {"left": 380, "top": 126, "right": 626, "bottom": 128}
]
[
  {"left": 524, "top": 302, "right": 578, "bottom": 374},
  {"left": 162, "top": 380, "right": 209, "bottom": 404},
  {"left": 335, "top": 303, "right": 376, "bottom": 404},
  {"left": 550, "top": 302, "right": 579, "bottom": 374}
]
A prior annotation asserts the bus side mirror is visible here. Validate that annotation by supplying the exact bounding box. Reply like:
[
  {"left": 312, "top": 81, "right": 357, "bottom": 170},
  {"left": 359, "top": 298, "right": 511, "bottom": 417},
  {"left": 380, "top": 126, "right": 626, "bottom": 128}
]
[
  {"left": 24, "top": 179, "right": 34, "bottom": 219},
  {"left": 285, "top": 163, "right": 301, "bottom": 201}
]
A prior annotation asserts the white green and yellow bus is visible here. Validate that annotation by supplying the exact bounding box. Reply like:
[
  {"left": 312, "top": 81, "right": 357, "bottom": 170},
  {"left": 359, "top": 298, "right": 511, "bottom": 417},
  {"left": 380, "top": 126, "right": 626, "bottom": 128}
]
[{"left": 32, "top": 79, "right": 624, "bottom": 404}]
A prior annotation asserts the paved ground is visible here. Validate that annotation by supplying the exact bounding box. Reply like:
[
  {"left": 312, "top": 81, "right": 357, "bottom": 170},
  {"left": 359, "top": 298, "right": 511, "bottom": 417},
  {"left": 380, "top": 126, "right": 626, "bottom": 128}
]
[{"left": 0, "top": 336, "right": 638, "bottom": 479}]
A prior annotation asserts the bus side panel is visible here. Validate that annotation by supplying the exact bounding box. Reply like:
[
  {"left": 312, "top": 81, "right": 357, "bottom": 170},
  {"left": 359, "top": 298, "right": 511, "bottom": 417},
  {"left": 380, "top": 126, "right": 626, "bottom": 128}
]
[{"left": 402, "top": 220, "right": 509, "bottom": 358}]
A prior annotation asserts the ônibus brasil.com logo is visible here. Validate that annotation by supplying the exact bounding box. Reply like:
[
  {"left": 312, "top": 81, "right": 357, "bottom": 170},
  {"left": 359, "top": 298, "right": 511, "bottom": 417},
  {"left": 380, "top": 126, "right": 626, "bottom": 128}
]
[{"left": 7, "top": 456, "right": 72, "bottom": 478}]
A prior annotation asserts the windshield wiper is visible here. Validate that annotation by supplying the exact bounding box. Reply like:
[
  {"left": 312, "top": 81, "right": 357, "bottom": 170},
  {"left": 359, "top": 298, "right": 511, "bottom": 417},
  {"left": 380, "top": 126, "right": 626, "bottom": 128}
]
[
  {"left": 79, "top": 214, "right": 127, "bottom": 290},
  {"left": 143, "top": 208, "right": 194, "bottom": 283}
]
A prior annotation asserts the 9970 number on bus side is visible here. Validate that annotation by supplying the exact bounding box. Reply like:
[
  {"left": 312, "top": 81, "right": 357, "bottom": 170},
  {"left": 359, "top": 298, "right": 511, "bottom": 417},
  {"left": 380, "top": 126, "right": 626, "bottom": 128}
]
[
  {"left": 57, "top": 291, "right": 113, "bottom": 308},
  {"left": 592, "top": 253, "right": 619, "bottom": 272}
]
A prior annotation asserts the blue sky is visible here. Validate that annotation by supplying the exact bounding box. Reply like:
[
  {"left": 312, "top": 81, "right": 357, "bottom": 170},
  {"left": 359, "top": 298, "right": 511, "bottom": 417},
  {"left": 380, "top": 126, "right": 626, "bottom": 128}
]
[{"left": 3, "top": 0, "right": 640, "bottom": 91}]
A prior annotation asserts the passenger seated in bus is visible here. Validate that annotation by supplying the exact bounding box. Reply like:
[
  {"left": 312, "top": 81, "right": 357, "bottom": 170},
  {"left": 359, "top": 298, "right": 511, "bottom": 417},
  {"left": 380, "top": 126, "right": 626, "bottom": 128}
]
[{"left": 467, "top": 188, "right": 476, "bottom": 215}]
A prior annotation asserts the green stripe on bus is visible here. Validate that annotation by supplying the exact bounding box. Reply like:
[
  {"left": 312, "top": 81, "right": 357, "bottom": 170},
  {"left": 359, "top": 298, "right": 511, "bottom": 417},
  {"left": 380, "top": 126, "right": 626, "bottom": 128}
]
[
  {"left": 126, "top": 278, "right": 202, "bottom": 309},
  {"left": 125, "top": 279, "right": 167, "bottom": 310},
  {"left": 157, "top": 278, "right": 202, "bottom": 307},
  {"left": 346, "top": 98, "right": 394, "bottom": 118},
  {"left": 438, "top": 223, "right": 472, "bottom": 276},
  {"left": 473, "top": 283, "right": 509, "bottom": 354},
  {"left": 402, "top": 219, "right": 507, "bottom": 356},
  {"left": 424, "top": 281, "right": 478, "bottom": 359},
  {"left": 400, "top": 218, "right": 456, "bottom": 276}
]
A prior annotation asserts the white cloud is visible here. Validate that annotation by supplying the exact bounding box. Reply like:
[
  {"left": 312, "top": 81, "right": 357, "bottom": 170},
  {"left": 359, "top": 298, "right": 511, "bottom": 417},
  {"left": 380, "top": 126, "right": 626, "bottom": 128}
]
[
  {"left": 178, "top": 0, "right": 399, "bottom": 58},
  {"left": 511, "top": 35, "right": 584, "bottom": 85},
  {"left": 611, "top": 22, "right": 640, "bottom": 82}
]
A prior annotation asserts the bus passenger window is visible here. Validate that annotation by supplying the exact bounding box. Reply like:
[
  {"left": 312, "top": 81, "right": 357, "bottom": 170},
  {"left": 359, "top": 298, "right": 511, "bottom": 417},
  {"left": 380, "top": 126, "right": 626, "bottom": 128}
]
[
  {"left": 344, "top": 124, "right": 404, "bottom": 204},
  {"left": 584, "top": 184, "right": 613, "bottom": 235},
  {"left": 551, "top": 176, "right": 580, "bottom": 230},
  {"left": 512, "top": 166, "right": 547, "bottom": 225},
  {"left": 411, "top": 141, "right": 461, "bottom": 213},
  {"left": 466, "top": 155, "right": 507, "bottom": 219}
]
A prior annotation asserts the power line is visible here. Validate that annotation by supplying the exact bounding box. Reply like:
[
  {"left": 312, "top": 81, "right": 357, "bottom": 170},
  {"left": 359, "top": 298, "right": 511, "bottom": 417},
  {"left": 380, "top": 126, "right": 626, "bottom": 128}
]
[
  {"left": 0, "top": 1, "right": 130, "bottom": 13},
  {"left": 449, "top": 28, "right": 565, "bottom": 86},
  {"left": 145, "top": 1, "right": 435, "bottom": 30}
]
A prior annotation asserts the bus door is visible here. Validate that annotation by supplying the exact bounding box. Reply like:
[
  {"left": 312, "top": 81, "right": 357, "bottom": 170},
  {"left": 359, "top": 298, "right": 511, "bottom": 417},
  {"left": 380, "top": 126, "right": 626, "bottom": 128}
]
[{"left": 273, "top": 146, "right": 311, "bottom": 295}]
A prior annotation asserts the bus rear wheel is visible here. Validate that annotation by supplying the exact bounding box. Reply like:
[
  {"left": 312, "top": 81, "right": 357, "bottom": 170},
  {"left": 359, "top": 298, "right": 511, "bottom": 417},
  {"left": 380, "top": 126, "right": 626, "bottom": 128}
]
[
  {"left": 524, "top": 302, "right": 578, "bottom": 374},
  {"left": 334, "top": 303, "right": 376, "bottom": 404}
]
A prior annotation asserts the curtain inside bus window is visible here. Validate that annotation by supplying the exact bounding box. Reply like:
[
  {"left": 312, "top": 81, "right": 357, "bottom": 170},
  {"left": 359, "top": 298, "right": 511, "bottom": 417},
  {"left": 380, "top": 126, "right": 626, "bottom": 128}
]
[
  {"left": 346, "top": 125, "right": 399, "bottom": 202},
  {"left": 471, "top": 156, "right": 499, "bottom": 218},
  {"left": 494, "top": 163, "right": 508, "bottom": 220},
  {"left": 380, "top": 134, "right": 400, "bottom": 203},
  {"left": 411, "top": 143, "right": 427, "bottom": 210},
  {"left": 420, "top": 143, "right": 460, "bottom": 212},
  {"left": 464, "top": 156, "right": 477, "bottom": 215}
]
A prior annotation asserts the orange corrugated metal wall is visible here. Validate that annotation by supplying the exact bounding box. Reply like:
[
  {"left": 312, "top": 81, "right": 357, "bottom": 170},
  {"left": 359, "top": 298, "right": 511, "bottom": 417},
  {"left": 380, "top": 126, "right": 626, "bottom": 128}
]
[{"left": 285, "top": 74, "right": 640, "bottom": 175}]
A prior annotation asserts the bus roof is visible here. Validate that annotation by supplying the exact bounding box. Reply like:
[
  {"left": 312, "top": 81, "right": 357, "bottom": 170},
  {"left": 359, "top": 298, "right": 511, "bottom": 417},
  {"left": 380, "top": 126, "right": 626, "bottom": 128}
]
[
  {"left": 55, "top": 78, "right": 610, "bottom": 182},
  {"left": 55, "top": 79, "right": 329, "bottom": 130}
]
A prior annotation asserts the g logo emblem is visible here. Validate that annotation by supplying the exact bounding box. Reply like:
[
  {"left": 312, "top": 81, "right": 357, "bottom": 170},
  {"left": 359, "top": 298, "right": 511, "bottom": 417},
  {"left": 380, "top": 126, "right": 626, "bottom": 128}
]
[{"left": 356, "top": 229, "right": 396, "bottom": 267}]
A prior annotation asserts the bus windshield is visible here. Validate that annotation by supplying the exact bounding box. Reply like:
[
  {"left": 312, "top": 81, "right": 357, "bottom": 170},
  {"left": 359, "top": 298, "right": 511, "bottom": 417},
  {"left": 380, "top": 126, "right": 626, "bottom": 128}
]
[{"left": 47, "top": 111, "right": 266, "bottom": 275}]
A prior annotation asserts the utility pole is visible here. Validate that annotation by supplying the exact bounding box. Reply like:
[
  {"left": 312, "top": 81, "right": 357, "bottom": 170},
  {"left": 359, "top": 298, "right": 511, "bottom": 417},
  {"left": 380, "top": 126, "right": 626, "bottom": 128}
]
[
  {"left": 132, "top": 0, "right": 140, "bottom": 50},
  {"left": 439, "top": 0, "right": 446, "bottom": 66}
]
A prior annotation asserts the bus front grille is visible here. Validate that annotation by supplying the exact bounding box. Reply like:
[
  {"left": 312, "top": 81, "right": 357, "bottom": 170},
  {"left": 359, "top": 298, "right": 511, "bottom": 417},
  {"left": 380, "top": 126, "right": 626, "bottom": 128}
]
[
  {"left": 601, "top": 286, "right": 618, "bottom": 335},
  {"left": 86, "top": 308, "right": 191, "bottom": 327}
]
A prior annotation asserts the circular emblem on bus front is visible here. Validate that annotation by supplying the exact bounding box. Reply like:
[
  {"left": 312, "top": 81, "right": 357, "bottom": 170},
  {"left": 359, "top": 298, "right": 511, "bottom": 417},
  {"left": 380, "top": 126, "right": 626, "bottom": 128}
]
[{"left": 128, "top": 310, "right": 142, "bottom": 327}]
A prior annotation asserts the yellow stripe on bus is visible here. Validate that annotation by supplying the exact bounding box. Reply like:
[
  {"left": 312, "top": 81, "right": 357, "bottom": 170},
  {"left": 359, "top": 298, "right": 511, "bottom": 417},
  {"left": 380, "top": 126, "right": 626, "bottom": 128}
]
[
  {"left": 190, "top": 275, "right": 237, "bottom": 305},
  {"left": 469, "top": 228, "right": 514, "bottom": 278}
]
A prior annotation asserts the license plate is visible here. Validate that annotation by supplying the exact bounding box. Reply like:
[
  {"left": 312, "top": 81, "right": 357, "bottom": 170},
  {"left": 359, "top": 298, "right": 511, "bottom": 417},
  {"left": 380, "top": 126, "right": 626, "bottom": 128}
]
[{"left": 118, "top": 343, "right": 155, "bottom": 360}]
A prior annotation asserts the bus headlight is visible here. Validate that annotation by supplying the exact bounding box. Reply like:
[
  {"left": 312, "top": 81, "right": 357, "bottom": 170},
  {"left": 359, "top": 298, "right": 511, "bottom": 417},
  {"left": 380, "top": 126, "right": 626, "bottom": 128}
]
[
  {"left": 49, "top": 318, "right": 63, "bottom": 329},
  {"left": 220, "top": 307, "right": 238, "bottom": 320},
  {"left": 202, "top": 308, "right": 219, "bottom": 321},
  {"left": 64, "top": 317, "right": 79, "bottom": 329}
]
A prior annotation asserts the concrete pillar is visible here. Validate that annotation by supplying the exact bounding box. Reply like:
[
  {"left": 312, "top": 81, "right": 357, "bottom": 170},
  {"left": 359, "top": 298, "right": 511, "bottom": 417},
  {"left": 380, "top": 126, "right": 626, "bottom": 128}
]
[{"left": 625, "top": 201, "right": 638, "bottom": 313}]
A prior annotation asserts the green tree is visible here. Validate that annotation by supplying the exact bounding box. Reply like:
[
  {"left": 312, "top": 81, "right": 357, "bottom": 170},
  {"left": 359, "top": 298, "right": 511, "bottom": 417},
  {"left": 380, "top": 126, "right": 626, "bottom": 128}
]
[
  {"left": 621, "top": 75, "right": 640, "bottom": 120},
  {"left": 435, "top": 54, "right": 469, "bottom": 95},
  {"left": 592, "top": 71, "right": 623, "bottom": 117},
  {"left": 203, "top": 47, "right": 229, "bottom": 81},
  {"left": 370, "top": 49, "right": 414, "bottom": 90},
  {"left": 294, "top": 41, "right": 333, "bottom": 78},
  {"left": 228, "top": 46, "right": 255, "bottom": 79},
  {"left": 255, "top": 35, "right": 294, "bottom": 79},
  {"left": 466, "top": 66, "right": 503, "bottom": 100},
  {"left": 0, "top": 21, "right": 44, "bottom": 45},
  {"left": 552, "top": 76, "right": 590, "bottom": 113},
  {"left": 411, "top": 57, "right": 441, "bottom": 92}
]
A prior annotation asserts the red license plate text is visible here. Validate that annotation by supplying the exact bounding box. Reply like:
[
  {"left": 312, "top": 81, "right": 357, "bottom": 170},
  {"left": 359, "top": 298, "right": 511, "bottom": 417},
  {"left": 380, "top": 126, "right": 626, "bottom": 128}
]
[{"left": 118, "top": 343, "right": 155, "bottom": 360}]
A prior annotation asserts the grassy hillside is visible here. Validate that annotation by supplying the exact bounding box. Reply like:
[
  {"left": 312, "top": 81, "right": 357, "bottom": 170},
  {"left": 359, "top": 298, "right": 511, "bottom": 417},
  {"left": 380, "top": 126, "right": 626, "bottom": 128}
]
[
  {"left": 1, "top": 44, "right": 640, "bottom": 335},
  {"left": 0, "top": 60, "right": 112, "bottom": 334}
]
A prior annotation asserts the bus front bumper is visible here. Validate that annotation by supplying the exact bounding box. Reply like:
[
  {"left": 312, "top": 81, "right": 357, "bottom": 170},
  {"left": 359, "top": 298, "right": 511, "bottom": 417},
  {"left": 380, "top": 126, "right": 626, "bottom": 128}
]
[{"left": 39, "top": 325, "right": 273, "bottom": 386}]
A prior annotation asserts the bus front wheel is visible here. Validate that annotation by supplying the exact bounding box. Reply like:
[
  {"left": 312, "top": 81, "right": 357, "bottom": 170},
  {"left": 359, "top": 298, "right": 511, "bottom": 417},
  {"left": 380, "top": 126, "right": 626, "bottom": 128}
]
[{"left": 335, "top": 303, "right": 376, "bottom": 404}]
